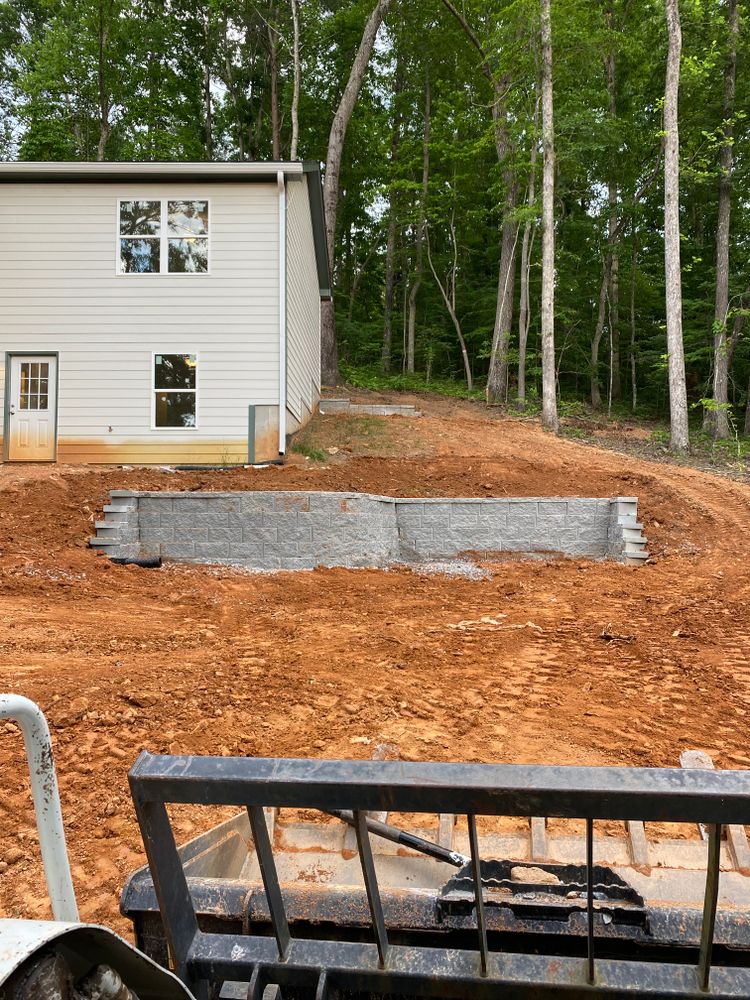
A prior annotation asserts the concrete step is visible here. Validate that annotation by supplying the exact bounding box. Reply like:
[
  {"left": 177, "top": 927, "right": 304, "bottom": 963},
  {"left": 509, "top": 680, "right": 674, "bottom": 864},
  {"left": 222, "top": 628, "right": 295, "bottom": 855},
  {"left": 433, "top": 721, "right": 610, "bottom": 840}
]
[
  {"left": 103, "top": 504, "right": 136, "bottom": 515},
  {"left": 95, "top": 522, "right": 122, "bottom": 535},
  {"left": 625, "top": 542, "right": 648, "bottom": 555},
  {"left": 622, "top": 527, "right": 646, "bottom": 542},
  {"left": 102, "top": 509, "right": 131, "bottom": 523},
  {"left": 624, "top": 550, "right": 650, "bottom": 564},
  {"left": 89, "top": 536, "right": 120, "bottom": 549}
]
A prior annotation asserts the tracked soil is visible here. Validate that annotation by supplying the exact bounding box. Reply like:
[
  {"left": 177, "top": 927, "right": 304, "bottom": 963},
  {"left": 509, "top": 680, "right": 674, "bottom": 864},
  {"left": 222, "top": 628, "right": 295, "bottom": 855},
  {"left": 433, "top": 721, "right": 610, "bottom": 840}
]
[{"left": 1, "top": 395, "right": 749, "bottom": 936}]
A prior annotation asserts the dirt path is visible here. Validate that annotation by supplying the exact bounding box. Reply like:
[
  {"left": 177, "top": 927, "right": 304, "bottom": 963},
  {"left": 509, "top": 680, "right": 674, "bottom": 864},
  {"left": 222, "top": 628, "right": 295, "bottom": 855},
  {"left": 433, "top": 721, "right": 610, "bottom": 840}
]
[{"left": 1, "top": 396, "right": 749, "bottom": 935}]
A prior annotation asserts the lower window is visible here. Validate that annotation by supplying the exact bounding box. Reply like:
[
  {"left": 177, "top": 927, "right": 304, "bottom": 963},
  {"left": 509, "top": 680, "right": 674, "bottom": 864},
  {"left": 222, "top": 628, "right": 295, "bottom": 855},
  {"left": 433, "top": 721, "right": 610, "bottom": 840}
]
[{"left": 153, "top": 353, "right": 197, "bottom": 428}]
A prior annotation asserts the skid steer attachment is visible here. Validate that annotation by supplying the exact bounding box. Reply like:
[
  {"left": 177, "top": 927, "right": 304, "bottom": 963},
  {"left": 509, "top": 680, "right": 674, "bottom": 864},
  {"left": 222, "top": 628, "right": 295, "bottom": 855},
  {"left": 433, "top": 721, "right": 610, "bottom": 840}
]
[{"left": 123, "top": 753, "right": 750, "bottom": 999}]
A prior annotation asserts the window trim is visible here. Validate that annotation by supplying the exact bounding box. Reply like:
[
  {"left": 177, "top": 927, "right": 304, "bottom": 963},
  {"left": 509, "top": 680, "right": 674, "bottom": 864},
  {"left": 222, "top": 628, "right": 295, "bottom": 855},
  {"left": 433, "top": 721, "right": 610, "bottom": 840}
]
[
  {"left": 151, "top": 351, "right": 200, "bottom": 432},
  {"left": 117, "top": 198, "right": 211, "bottom": 276}
]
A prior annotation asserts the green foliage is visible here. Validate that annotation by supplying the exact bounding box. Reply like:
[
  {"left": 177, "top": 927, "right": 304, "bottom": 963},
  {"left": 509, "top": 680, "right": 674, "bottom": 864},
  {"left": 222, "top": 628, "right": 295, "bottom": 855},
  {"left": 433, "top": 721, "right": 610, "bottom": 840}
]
[
  {"left": 291, "top": 441, "right": 327, "bottom": 462},
  {"left": 340, "top": 363, "right": 484, "bottom": 400},
  {"left": 0, "top": 0, "right": 748, "bottom": 436}
]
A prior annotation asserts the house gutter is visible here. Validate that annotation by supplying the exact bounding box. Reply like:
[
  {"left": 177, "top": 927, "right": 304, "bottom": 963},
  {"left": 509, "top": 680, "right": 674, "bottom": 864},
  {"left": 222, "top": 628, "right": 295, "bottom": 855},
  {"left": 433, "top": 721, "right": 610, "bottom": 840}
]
[{"left": 277, "top": 170, "right": 287, "bottom": 456}]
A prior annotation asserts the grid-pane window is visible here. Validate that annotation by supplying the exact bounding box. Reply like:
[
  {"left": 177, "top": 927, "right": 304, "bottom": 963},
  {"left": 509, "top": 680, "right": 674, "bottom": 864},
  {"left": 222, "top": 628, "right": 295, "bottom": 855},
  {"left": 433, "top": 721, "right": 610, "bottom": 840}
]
[
  {"left": 119, "top": 200, "right": 209, "bottom": 274},
  {"left": 154, "top": 354, "right": 197, "bottom": 428},
  {"left": 119, "top": 200, "right": 161, "bottom": 273},
  {"left": 20, "top": 361, "right": 50, "bottom": 411}
]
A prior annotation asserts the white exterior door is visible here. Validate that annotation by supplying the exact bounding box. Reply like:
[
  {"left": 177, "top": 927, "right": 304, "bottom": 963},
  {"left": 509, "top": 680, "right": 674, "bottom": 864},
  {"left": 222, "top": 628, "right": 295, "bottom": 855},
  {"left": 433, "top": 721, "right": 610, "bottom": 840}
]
[{"left": 7, "top": 355, "right": 57, "bottom": 461}]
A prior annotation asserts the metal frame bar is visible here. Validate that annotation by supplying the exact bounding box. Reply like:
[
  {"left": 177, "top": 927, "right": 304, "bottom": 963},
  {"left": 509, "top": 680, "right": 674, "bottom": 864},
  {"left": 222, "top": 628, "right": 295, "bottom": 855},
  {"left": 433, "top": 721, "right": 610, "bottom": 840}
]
[
  {"left": 698, "top": 824, "right": 722, "bottom": 991},
  {"left": 586, "top": 818, "right": 595, "bottom": 985},
  {"left": 0, "top": 694, "right": 78, "bottom": 921},
  {"left": 354, "top": 810, "right": 389, "bottom": 967},
  {"left": 128, "top": 754, "right": 750, "bottom": 998},
  {"left": 246, "top": 805, "right": 290, "bottom": 960},
  {"left": 467, "top": 814, "right": 489, "bottom": 977}
]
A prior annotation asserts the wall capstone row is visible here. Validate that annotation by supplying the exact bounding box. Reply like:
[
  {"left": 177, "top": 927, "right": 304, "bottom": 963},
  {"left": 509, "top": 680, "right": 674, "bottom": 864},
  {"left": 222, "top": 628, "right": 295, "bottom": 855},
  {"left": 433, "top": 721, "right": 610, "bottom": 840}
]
[{"left": 90, "top": 491, "right": 649, "bottom": 569}]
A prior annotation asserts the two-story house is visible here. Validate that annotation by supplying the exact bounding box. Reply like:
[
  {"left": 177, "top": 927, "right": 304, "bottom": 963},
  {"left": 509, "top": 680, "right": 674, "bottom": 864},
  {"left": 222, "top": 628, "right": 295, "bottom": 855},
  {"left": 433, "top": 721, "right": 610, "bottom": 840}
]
[{"left": 0, "top": 161, "right": 329, "bottom": 465}]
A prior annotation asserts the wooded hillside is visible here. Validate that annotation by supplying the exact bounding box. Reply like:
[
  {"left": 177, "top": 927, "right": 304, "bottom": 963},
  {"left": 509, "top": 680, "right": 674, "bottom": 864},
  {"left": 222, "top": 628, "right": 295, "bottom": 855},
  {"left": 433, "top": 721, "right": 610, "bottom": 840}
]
[{"left": 1, "top": 0, "right": 748, "bottom": 447}]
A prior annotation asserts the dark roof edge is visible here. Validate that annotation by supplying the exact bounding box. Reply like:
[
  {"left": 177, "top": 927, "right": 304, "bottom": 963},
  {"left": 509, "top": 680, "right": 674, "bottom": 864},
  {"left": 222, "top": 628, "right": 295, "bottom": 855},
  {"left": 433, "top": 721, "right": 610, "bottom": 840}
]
[{"left": 301, "top": 161, "right": 331, "bottom": 300}]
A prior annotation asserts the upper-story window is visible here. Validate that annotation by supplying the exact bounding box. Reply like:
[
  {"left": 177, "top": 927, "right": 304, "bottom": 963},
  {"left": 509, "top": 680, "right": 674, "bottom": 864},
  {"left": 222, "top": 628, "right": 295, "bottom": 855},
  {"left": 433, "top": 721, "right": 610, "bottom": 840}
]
[{"left": 118, "top": 199, "right": 209, "bottom": 274}]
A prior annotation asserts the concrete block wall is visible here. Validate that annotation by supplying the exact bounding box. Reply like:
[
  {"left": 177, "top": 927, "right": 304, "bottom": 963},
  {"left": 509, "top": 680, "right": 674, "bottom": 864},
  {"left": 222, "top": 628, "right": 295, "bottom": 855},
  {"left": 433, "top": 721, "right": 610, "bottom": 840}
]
[{"left": 90, "top": 491, "right": 649, "bottom": 569}]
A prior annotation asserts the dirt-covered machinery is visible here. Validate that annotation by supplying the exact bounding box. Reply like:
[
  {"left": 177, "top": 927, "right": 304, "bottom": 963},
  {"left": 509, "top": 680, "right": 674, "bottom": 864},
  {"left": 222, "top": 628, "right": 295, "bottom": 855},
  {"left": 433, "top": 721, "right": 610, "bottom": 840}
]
[{"left": 4, "top": 695, "right": 750, "bottom": 999}]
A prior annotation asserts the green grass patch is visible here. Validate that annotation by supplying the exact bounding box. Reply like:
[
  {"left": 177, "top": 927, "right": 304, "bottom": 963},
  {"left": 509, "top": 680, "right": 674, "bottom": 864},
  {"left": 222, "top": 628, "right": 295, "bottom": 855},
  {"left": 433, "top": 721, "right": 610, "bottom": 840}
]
[
  {"left": 291, "top": 441, "right": 327, "bottom": 462},
  {"left": 339, "top": 362, "right": 485, "bottom": 400}
]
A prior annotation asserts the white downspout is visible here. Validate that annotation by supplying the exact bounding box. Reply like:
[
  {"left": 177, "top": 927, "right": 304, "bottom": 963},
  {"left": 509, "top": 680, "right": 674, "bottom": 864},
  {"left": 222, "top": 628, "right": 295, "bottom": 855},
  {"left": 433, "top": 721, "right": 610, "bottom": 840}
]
[{"left": 277, "top": 170, "right": 287, "bottom": 455}]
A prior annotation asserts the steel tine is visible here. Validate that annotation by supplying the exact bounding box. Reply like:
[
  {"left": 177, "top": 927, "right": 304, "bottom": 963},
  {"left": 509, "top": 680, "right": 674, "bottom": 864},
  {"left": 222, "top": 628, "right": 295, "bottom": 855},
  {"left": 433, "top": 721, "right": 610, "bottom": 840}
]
[
  {"left": 353, "top": 809, "right": 389, "bottom": 966},
  {"left": 467, "top": 814, "right": 489, "bottom": 977},
  {"left": 246, "top": 964, "right": 264, "bottom": 1000},
  {"left": 247, "top": 805, "right": 291, "bottom": 960},
  {"left": 698, "top": 823, "right": 722, "bottom": 991},
  {"left": 315, "top": 969, "right": 329, "bottom": 1000},
  {"left": 586, "top": 817, "right": 595, "bottom": 985}
]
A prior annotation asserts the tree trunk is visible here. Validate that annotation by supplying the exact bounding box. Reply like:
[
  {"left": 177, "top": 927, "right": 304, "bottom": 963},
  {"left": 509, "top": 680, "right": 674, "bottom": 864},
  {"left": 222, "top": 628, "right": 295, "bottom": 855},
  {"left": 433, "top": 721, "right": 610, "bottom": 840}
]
[
  {"left": 426, "top": 223, "right": 473, "bottom": 391},
  {"left": 664, "top": 0, "right": 689, "bottom": 451},
  {"left": 630, "top": 234, "right": 638, "bottom": 412},
  {"left": 382, "top": 57, "right": 405, "bottom": 373},
  {"left": 321, "top": 0, "right": 393, "bottom": 385},
  {"left": 517, "top": 127, "right": 538, "bottom": 407},
  {"left": 96, "top": 0, "right": 110, "bottom": 162},
  {"left": 439, "top": 1, "right": 518, "bottom": 404},
  {"left": 406, "top": 76, "right": 431, "bottom": 374},
  {"left": 591, "top": 256, "right": 611, "bottom": 408},
  {"left": 707, "top": 0, "right": 738, "bottom": 439},
  {"left": 727, "top": 283, "right": 750, "bottom": 371},
  {"left": 540, "top": 0, "right": 558, "bottom": 433},
  {"left": 268, "top": 10, "right": 281, "bottom": 161},
  {"left": 382, "top": 210, "right": 398, "bottom": 372},
  {"left": 745, "top": 375, "right": 750, "bottom": 437},
  {"left": 290, "top": 0, "right": 300, "bottom": 159},
  {"left": 203, "top": 11, "right": 213, "bottom": 159},
  {"left": 604, "top": 20, "right": 621, "bottom": 402},
  {"left": 608, "top": 185, "right": 621, "bottom": 401}
]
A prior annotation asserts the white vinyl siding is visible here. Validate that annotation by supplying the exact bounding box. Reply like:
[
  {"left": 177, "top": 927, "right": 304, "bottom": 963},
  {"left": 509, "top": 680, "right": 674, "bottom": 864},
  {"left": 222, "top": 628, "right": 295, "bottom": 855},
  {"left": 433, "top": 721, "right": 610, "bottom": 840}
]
[
  {"left": 285, "top": 175, "right": 321, "bottom": 428},
  {"left": 0, "top": 181, "right": 280, "bottom": 463}
]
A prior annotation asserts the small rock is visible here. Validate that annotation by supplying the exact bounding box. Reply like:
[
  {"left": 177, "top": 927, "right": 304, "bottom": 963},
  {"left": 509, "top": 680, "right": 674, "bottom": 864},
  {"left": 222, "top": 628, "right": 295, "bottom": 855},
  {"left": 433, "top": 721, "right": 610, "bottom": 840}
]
[
  {"left": 5, "top": 846, "right": 24, "bottom": 865},
  {"left": 342, "top": 703, "right": 359, "bottom": 715},
  {"left": 53, "top": 697, "right": 89, "bottom": 729},
  {"left": 510, "top": 865, "right": 561, "bottom": 885},
  {"left": 0, "top": 861, "right": 8, "bottom": 873}
]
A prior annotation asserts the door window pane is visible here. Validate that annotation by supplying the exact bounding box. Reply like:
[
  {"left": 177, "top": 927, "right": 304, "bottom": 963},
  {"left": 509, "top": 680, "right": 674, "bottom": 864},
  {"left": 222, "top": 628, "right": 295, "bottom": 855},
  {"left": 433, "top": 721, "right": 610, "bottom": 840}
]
[
  {"left": 19, "top": 362, "right": 50, "bottom": 410},
  {"left": 168, "top": 238, "right": 208, "bottom": 273},
  {"left": 120, "top": 200, "right": 161, "bottom": 236},
  {"left": 120, "top": 238, "right": 160, "bottom": 273},
  {"left": 167, "top": 200, "right": 208, "bottom": 237},
  {"left": 154, "top": 354, "right": 197, "bottom": 390},
  {"left": 155, "top": 392, "right": 196, "bottom": 428}
]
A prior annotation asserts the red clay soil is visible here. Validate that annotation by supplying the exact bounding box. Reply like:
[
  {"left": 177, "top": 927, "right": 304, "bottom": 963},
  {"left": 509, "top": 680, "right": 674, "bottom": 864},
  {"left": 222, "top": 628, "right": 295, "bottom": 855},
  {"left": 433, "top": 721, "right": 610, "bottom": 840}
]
[{"left": 1, "top": 396, "right": 749, "bottom": 936}]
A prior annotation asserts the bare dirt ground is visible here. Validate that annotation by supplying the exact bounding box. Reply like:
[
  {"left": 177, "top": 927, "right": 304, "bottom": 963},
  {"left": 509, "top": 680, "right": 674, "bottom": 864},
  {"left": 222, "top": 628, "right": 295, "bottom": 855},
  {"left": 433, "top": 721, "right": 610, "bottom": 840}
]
[{"left": 1, "top": 393, "right": 750, "bottom": 936}]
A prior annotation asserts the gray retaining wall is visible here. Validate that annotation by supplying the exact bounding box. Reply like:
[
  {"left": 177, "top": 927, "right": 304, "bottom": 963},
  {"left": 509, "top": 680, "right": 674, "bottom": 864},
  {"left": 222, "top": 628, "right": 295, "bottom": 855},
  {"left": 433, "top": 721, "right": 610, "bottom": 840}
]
[
  {"left": 319, "top": 399, "right": 421, "bottom": 417},
  {"left": 91, "top": 492, "right": 649, "bottom": 569}
]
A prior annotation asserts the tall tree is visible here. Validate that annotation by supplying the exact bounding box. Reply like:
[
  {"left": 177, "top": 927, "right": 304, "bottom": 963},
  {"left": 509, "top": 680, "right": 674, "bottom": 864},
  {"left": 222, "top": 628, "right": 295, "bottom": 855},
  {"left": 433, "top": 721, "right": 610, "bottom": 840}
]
[
  {"left": 540, "top": 0, "right": 558, "bottom": 433},
  {"left": 321, "top": 0, "right": 393, "bottom": 385},
  {"left": 663, "top": 0, "right": 689, "bottom": 451},
  {"left": 707, "top": 0, "right": 739, "bottom": 439}
]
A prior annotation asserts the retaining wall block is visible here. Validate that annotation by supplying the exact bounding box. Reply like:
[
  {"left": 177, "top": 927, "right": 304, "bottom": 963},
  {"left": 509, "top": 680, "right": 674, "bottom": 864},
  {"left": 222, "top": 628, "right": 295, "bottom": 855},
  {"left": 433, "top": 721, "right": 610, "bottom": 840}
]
[
  {"left": 275, "top": 494, "right": 311, "bottom": 512},
  {"left": 91, "top": 491, "right": 647, "bottom": 569},
  {"left": 140, "top": 526, "right": 175, "bottom": 543},
  {"left": 195, "top": 541, "right": 230, "bottom": 559},
  {"left": 140, "top": 496, "right": 173, "bottom": 514},
  {"left": 161, "top": 543, "right": 196, "bottom": 559},
  {"left": 229, "top": 541, "right": 265, "bottom": 559}
]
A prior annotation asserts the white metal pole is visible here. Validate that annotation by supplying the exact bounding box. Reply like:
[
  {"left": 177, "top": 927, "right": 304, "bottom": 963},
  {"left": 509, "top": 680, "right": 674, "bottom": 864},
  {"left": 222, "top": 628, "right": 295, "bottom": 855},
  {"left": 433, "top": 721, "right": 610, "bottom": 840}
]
[
  {"left": 0, "top": 694, "right": 78, "bottom": 922},
  {"left": 277, "top": 170, "right": 288, "bottom": 455}
]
